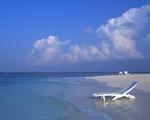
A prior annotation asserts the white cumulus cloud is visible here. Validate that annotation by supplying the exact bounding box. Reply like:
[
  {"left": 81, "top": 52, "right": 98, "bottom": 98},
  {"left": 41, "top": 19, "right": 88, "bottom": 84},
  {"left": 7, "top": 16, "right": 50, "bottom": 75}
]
[
  {"left": 28, "top": 4, "right": 150, "bottom": 64},
  {"left": 28, "top": 35, "right": 66, "bottom": 65},
  {"left": 96, "top": 4, "right": 150, "bottom": 58}
]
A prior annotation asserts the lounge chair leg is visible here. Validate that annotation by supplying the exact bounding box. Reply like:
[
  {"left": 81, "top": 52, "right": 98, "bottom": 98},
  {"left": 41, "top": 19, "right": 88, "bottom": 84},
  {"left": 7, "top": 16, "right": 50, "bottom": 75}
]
[{"left": 102, "top": 95, "right": 105, "bottom": 102}]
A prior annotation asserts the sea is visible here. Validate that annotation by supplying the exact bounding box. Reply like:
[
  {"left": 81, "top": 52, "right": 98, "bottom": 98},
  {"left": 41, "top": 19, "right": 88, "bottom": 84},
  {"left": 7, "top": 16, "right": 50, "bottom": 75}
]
[{"left": 0, "top": 72, "right": 150, "bottom": 120}]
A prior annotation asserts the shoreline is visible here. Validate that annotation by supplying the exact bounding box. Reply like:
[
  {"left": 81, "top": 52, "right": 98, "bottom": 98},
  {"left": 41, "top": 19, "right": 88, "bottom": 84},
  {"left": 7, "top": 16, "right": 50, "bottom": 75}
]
[{"left": 86, "top": 74, "right": 150, "bottom": 93}]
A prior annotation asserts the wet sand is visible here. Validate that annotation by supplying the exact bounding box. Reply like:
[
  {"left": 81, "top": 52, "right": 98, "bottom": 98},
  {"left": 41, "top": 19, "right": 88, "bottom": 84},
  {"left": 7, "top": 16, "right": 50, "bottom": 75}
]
[{"left": 86, "top": 74, "right": 150, "bottom": 93}]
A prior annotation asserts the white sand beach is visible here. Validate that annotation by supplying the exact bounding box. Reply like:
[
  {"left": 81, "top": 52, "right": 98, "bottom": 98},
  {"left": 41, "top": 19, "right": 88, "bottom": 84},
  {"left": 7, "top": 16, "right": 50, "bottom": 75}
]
[{"left": 86, "top": 74, "right": 150, "bottom": 93}]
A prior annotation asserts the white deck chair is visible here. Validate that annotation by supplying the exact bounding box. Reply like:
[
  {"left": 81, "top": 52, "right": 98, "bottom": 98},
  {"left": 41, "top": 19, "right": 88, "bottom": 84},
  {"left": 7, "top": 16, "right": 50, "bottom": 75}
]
[{"left": 93, "top": 81, "right": 138, "bottom": 101}]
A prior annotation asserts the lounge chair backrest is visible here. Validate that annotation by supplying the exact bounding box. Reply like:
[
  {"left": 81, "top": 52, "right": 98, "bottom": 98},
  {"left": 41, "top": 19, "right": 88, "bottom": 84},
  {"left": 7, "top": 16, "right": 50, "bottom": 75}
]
[{"left": 119, "top": 81, "right": 138, "bottom": 94}]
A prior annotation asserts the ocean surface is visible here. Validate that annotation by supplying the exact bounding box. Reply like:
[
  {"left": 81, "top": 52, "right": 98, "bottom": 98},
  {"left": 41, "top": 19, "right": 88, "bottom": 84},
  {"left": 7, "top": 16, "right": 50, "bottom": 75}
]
[{"left": 0, "top": 73, "right": 150, "bottom": 120}]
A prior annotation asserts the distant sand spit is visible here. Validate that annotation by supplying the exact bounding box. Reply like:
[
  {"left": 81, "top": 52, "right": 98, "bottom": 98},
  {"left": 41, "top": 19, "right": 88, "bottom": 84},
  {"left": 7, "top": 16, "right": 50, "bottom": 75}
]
[{"left": 86, "top": 74, "right": 150, "bottom": 93}]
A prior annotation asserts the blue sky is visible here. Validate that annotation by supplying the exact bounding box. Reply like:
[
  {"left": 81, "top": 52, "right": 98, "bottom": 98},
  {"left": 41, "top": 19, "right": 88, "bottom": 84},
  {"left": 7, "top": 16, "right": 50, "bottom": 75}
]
[{"left": 0, "top": 0, "right": 150, "bottom": 72}]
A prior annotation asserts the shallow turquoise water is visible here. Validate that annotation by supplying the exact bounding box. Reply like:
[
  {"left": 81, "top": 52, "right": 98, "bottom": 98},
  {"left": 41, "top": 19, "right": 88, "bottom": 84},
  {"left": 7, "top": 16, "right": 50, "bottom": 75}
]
[
  {"left": 0, "top": 73, "right": 150, "bottom": 120},
  {"left": 0, "top": 73, "right": 105, "bottom": 120}
]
